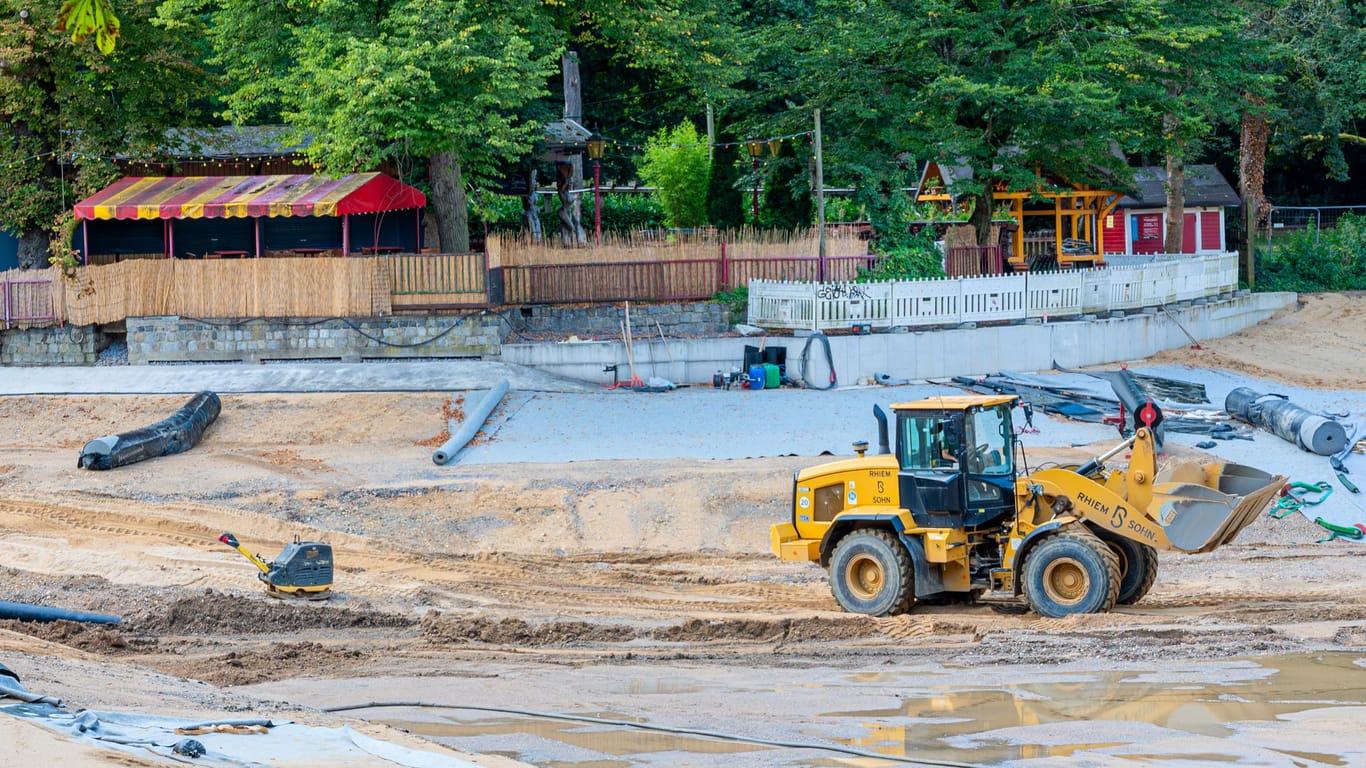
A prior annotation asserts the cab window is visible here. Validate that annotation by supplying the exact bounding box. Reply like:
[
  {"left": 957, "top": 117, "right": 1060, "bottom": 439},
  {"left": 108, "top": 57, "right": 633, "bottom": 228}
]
[{"left": 964, "top": 405, "right": 1013, "bottom": 476}]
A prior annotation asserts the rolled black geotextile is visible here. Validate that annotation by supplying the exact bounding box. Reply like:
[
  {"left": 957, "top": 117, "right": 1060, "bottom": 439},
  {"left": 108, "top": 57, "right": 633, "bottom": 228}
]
[{"left": 78, "top": 391, "right": 221, "bottom": 470}]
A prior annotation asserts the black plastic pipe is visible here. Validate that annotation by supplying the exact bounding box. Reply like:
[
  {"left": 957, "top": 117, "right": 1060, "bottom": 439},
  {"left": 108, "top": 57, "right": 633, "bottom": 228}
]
[
  {"left": 1225, "top": 387, "right": 1347, "bottom": 456},
  {"left": 79, "top": 391, "right": 221, "bottom": 470},
  {"left": 0, "top": 600, "right": 121, "bottom": 625}
]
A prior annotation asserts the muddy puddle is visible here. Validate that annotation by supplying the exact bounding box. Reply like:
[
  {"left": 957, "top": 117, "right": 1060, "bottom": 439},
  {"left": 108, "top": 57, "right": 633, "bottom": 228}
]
[{"left": 369, "top": 652, "right": 1366, "bottom": 767}]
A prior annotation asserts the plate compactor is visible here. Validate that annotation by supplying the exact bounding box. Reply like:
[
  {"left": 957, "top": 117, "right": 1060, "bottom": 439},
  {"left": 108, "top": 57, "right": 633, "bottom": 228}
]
[{"left": 219, "top": 532, "right": 334, "bottom": 600}]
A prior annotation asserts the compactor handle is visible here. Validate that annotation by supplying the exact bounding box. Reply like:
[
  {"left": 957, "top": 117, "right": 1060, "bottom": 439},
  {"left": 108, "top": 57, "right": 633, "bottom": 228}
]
[{"left": 218, "top": 531, "right": 272, "bottom": 574}]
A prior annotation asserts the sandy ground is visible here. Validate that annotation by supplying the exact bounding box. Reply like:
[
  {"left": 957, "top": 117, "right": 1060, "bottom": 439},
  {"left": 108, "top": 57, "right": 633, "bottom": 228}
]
[{"left": 1, "top": 292, "right": 1364, "bottom": 766}]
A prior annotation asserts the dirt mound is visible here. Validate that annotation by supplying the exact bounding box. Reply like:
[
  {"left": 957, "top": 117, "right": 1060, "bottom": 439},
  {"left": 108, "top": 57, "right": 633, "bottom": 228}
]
[
  {"left": 0, "top": 619, "right": 146, "bottom": 655},
  {"left": 651, "top": 616, "right": 879, "bottom": 643},
  {"left": 419, "top": 614, "right": 881, "bottom": 647},
  {"left": 165, "top": 642, "right": 372, "bottom": 687},
  {"left": 422, "top": 614, "right": 635, "bottom": 646},
  {"left": 132, "top": 591, "right": 416, "bottom": 635}
]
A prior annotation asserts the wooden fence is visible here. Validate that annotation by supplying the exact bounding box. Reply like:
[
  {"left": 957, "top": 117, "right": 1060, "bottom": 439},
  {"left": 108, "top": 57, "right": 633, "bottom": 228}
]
[
  {"left": 1, "top": 268, "right": 59, "bottom": 329},
  {"left": 387, "top": 252, "right": 488, "bottom": 309},
  {"left": 2, "top": 228, "right": 881, "bottom": 328},
  {"left": 749, "top": 252, "right": 1238, "bottom": 331},
  {"left": 492, "top": 228, "right": 876, "bottom": 304}
]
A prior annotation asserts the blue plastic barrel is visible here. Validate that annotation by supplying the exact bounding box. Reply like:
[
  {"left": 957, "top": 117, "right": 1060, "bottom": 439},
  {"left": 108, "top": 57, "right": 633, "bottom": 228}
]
[{"left": 748, "top": 365, "right": 765, "bottom": 390}]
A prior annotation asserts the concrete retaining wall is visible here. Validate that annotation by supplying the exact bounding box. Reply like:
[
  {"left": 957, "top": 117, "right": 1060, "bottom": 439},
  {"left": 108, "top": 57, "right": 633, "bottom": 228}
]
[
  {"left": 1, "top": 324, "right": 103, "bottom": 366},
  {"left": 126, "top": 315, "right": 506, "bottom": 364},
  {"left": 501, "top": 291, "right": 1297, "bottom": 387},
  {"left": 509, "top": 303, "right": 731, "bottom": 337}
]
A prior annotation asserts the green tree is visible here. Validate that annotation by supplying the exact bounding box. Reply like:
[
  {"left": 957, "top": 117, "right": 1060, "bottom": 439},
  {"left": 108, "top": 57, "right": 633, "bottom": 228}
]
[
  {"left": 1105, "top": 1, "right": 1255, "bottom": 253},
  {"left": 787, "top": 1, "right": 1133, "bottom": 246},
  {"left": 706, "top": 143, "right": 746, "bottom": 230},
  {"left": 1239, "top": 0, "right": 1366, "bottom": 231},
  {"left": 760, "top": 138, "right": 811, "bottom": 231},
  {"left": 638, "top": 121, "right": 711, "bottom": 229},
  {"left": 160, "top": 0, "right": 559, "bottom": 254},
  {"left": 0, "top": 0, "right": 206, "bottom": 267}
]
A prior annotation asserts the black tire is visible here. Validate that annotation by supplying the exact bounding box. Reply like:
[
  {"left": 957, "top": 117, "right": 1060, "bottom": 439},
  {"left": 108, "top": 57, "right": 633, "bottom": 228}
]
[
  {"left": 1022, "top": 527, "right": 1120, "bottom": 618},
  {"left": 828, "top": 529, "right": 914, "bottom": 616},
  {"left": 1108, "top": 538, "right": 1159, "bottom": 605}
]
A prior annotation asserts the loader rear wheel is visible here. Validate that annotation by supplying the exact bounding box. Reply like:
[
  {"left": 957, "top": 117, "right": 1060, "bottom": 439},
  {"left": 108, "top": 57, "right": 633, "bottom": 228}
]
[
  {"left": 829, "top": 529, "right": 914, "bottom": 616},
  {"left": 1109, "top": 538, "right": 1159, "bottom": 605},
  {"left": 1022, "top": 527, "right": 1120, "bottom": 618}
]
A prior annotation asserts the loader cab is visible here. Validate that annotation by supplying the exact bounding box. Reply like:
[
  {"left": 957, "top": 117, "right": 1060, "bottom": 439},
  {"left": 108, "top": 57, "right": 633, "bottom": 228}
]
[{"left": 894, "top": 396, "right": 1018, "bottom": 528}]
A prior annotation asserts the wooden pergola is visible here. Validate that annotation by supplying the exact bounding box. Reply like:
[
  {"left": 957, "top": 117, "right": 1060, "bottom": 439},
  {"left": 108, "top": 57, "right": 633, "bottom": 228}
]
[{"left": 917, "top": 161, "right": 1122, "bottom": 270}]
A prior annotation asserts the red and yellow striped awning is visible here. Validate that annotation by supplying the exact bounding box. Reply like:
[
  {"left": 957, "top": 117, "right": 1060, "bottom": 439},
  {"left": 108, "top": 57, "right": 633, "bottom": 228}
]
[{"left": 73, "top": 173, "right": 426, "bottom": 221}]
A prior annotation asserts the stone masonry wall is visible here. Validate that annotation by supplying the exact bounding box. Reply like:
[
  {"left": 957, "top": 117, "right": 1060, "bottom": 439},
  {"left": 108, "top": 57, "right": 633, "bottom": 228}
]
[
  {"left": 127, "top": 315, "right": 507, "bottom": 364},
  {"left": 1, "top": 324, "right": 103, "bottom": 366},
  {"left": 510, "top": 302, "right": 731, "bottom": 339}
]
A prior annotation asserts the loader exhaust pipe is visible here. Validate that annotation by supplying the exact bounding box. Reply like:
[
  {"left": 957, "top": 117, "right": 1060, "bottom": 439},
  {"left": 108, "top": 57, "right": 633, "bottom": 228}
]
[{"left": 873, "top": 405, "right": 890, "bottom": 455}]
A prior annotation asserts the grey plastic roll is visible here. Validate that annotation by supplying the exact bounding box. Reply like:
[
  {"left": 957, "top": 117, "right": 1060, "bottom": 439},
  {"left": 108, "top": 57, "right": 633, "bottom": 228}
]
[
  {"left": 432, "top": 380, "right": 510, "bottom": 465},
  {"left": 1225, "top": 387, "right": 1347, "bottom": 456}
]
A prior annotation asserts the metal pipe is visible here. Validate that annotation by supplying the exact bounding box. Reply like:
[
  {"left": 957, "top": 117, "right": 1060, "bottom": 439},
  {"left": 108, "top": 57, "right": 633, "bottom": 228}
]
[
  {"left": 1225, "top": 387, "right": 1347, "bottom": 456},
  {"left": 432, "top": 380, "right": 510, "bottom": 465},
  {"left": 0, "top": 600, "right": 121, "bottom": 625}
]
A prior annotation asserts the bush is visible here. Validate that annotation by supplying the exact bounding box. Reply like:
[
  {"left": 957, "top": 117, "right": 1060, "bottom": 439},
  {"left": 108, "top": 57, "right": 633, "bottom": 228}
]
[
  {"left": 856, "top": 226, "right": 946, "bottom": 281},
  {"left": 1257, "top": 213, "right": 1366, "bottom": 291},
  {"left": 638, "top": 121, "right": 711, "bottom": 229}
]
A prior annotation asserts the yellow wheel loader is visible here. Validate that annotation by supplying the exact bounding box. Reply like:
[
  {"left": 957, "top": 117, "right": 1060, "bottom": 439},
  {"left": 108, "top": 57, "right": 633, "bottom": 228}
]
[{"left": 770, "top": 395, "right": 1285, "bottom": 618}]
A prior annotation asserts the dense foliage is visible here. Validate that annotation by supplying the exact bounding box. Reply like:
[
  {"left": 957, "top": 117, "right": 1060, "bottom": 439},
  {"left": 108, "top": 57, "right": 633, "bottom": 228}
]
[
  {"left": 0, "top": 0, "right": 1361, "bottom": 267},
  {"left": 1256, "top": 214, "right": 1366, "bottom": 292}
]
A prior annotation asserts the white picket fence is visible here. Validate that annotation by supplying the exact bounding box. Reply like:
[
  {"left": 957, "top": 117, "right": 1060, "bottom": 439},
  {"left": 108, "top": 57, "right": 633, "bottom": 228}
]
[{"left": 747, "top": 252, "right": 1239, "bottom": 331}]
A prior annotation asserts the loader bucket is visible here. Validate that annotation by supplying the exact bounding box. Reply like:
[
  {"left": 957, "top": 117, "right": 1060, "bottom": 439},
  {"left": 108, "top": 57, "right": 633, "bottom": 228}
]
[{"left": 1149, "top": 461, "right": 1286, "bottom": 553}]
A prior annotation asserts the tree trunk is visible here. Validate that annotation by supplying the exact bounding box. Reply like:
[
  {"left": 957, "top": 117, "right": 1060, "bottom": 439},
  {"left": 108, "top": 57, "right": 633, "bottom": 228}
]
[
  {"left": 16, "top": 228, "right": 50, "bottom": 270},
  {"left": 1238, "top": 103, "right": 1271, "bottom": 286},
  {"left": 1239, "top": 106, "right": 1270, "bottom": 226},
  {"left": 1163, "top": 151, "right": 1185, "bottom": 255},
  {"left": 428, "top": 151, "right": 468, "bottom": 253},
  {"left": 969, "top": 189, "right": 994, "bottom": 246}
]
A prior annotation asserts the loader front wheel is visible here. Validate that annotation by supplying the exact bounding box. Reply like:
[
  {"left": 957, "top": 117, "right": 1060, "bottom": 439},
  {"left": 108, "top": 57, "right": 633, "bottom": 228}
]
[
  {"left": 1022, "top": 527, "right": 1120, "bottom": 618},
  {"left": 829, "top": 529, "right": 914, "bottom": 616},
  {"left": 1109, "top": 538, "right": 1158, "bottom": 605}
]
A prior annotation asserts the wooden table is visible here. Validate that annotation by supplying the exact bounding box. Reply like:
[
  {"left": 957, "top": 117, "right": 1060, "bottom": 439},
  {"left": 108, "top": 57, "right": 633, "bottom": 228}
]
[
  {"left": 361, "top": 245, "right": 402, "bottom": 254},
  {"left": 208, "top": 250, "right": 250, "bottom": 259},
  {"left": 291, "top": 248, "right": 326, "bottom": 256}
]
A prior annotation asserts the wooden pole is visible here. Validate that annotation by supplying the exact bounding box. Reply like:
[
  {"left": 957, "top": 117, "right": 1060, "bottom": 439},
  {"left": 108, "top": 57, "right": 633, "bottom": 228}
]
[
  {"left": 815, "top": 109, "right": 826, "bottom": 264},
  {"left": 706, "top": 104, "right": 715, "bottom": 161}
]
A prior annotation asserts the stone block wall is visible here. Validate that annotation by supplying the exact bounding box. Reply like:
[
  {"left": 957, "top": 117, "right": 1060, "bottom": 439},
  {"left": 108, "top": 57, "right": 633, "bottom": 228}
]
[
  {"left": 1, "top": 324, "right": 103, "bottom": 366},
  {"left": 510, "top": 302, "right": 730, "bottom": 339},
  {"left": 127, "top": 315, "right": 507, "bottom": 364}
]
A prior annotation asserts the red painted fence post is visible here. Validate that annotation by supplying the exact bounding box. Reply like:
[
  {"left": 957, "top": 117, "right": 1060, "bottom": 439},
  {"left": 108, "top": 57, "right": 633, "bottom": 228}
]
[{"left": 719, "top": 238, "right": 729, "bottom": 291}]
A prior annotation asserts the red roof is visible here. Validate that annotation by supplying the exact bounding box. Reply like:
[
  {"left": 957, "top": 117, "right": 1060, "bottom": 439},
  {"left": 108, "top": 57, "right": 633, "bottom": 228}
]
[{"left": 73, "top": 173, "right": 426, "bottom": 220}]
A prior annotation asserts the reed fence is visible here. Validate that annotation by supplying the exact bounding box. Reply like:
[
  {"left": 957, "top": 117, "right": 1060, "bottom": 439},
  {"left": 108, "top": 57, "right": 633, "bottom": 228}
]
[{"left": 41, "top": 258, "right": 390, "bottom": 325}]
